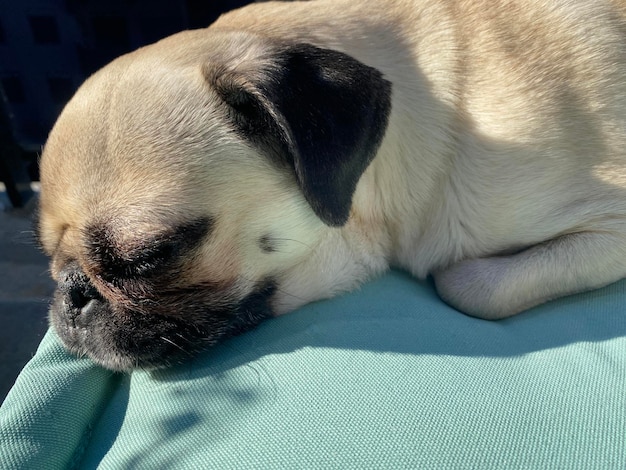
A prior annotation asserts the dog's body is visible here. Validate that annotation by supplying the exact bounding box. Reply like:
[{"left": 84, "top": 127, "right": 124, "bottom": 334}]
[{"left": 39, "top": 0, "right": 626, "bottom": 370}]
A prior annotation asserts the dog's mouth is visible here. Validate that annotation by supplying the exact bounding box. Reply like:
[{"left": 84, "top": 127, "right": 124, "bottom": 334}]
[{"left": 49, "top": 276, "right": 277, "bottom": 371}]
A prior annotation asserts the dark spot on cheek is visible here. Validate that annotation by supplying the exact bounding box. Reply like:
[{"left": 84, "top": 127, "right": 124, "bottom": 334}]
[{"left": 259, "top": 234, "right": 276, "bottom": 253}]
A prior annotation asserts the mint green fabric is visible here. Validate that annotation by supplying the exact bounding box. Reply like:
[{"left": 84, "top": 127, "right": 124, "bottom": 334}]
[{"left": 1, "top": 271, "right": 625, "bottom": 469}]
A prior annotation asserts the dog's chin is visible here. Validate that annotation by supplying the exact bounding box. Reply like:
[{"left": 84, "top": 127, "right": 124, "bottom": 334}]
[
  {"left": 50, "top": 280, "right": 277, "bottom": 372},
  {"left": 51, "top": 310, "right": 218, "bottom": 371}
]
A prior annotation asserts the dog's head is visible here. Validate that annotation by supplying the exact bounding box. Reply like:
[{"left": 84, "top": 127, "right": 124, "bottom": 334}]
[{"left": 37, "top": 31, "right": 391, "bottom": 371}]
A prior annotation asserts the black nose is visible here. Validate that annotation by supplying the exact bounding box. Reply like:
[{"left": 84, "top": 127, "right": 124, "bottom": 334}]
[
  {"left": 65, "top": 274, "right": 99, "bottom": 306},
  {"left": 67, "top": 283, "right": 101, "bottom": 314},
  {"left": 58, "top": 263, "right": 104, "bottom": 319}
]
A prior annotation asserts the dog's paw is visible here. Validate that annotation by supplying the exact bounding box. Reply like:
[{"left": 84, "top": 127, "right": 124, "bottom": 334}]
[{"left": 433, "top": 258, "right": 520, "bottom": 320}]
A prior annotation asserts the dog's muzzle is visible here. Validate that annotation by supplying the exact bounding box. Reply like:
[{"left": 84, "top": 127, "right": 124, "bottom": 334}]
[{"left": 49, "top": 262, "right": 277, "bottom": 371}]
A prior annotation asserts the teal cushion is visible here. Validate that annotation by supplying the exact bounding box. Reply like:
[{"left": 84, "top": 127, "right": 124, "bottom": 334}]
[{"left": 1, "top": 270, "right": 625, "bottom": 469}]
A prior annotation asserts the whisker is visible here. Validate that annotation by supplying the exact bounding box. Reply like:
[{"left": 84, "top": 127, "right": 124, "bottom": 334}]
[
  {"left": 160, "top": 335, "right": 192, "bottom": 355},
  {"left": 271, "top": 237, "right": 314, "bottom": 251},
  {"left": 174, "top": 332, "right": 196, "bottom": 345},
  {"left": 272, "top": 284, "right": 307, "bottom": 302},
  {"left": 9, "top": 229, "right": 41, "bottom": 247}
]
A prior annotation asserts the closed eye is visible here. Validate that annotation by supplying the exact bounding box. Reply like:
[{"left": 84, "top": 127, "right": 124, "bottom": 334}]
[
  {"left": 118, "top": 241, "right": 178, "bottom": 278},
  {"left": 85, "top": 217, "right": 214, "bottom": 282}
]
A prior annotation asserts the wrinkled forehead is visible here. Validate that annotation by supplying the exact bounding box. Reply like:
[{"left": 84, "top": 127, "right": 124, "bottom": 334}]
[
  {"left": 37, "top": 59, "right": 244, "bottom": 250},
  {"left": 44, "top": 60, "right": 233, "bottom": 173}
]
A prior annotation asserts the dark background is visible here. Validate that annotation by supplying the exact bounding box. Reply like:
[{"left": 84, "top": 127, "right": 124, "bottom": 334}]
[{"left": 0, "top": 0, "right": 260, "bottom": 207}]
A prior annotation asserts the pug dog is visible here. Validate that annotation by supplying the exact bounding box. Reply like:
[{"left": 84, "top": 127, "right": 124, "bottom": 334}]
[{"left": 38, "top": 0, "right": 626, "bottom": 371}]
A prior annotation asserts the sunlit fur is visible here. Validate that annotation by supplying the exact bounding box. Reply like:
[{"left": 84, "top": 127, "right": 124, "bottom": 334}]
[{"left": 39, "top": 0, "right": 626, "bottom": 370}]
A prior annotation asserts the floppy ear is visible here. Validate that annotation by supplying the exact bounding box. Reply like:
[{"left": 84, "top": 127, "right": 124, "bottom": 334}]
[{"left": 207, "top": 43, "right": 392, "bottom": 226}]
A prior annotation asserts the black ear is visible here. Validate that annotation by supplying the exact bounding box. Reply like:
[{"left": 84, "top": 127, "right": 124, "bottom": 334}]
[{"left": 208, "top": 43, "right": 392, "bottom": 226}]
